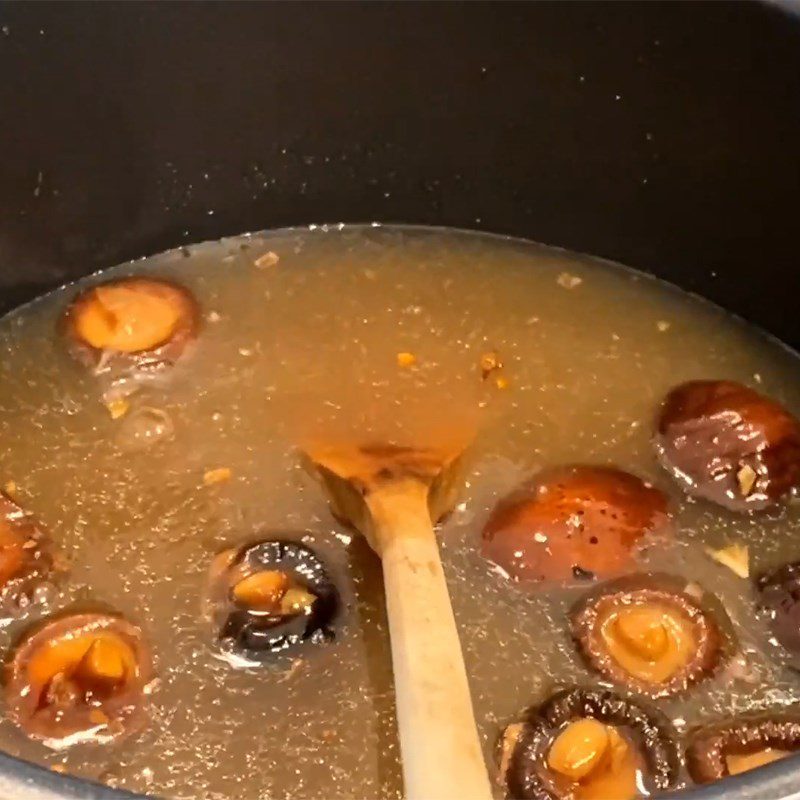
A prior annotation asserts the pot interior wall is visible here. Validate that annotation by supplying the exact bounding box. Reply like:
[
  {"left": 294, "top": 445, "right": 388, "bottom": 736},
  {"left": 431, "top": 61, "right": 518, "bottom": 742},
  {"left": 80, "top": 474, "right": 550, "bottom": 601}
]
[{"left": 0, "top": 2, "right": 798, "bottom": 349}]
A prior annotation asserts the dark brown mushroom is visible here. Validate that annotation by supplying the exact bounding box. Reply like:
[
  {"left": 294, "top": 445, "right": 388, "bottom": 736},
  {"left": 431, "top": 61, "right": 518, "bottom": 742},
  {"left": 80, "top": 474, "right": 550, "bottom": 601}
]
[
  {"left": 6, "top": 612, "right": 152, "bottom": 747},
  {"left": 687, "top": 715, "right": 800, "bottom": 783},
  {"left": 0, "top": 492, "right": 57, "bottom": 619},
  {"left": 570, "top": 575, "right": 725, "bottom": 698},
  {"left": 756, "top": 561, "right": 800, "bottom": 669},
  {"left": 205, "top": 538, "right": 339, "bottom": 665},
  {"left": 481, "top": 466, "right": 670, "bottom": 584},
  {"left": 62, "top": 277, "right": 200, "bottom": 374},
  {"left": 503, "top": 688, "right": 679, "bottom": 800},
  {"left": 654, "top": 380, "right": 800, "bottom": 511}
]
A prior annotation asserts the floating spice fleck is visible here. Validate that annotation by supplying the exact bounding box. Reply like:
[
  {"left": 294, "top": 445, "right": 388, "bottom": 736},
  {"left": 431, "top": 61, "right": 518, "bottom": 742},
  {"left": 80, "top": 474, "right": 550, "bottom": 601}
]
[
  {"left": 105, "top": 398, "right": 130, "bottom": 420},
  {"left": 254, "top": 251, "right": 279, "bottom": 269},
  {"left": 706, "top": 542, "right": 749, "bottom": 579},
  {"left": 557, "top": 272, "right": 583, "bottom": 289},
  {"left": 204, "top": 467, "right": 232, "bottom": 486},
  {"left": 480, "top": 350, "right": 503, "bottom": 380}
]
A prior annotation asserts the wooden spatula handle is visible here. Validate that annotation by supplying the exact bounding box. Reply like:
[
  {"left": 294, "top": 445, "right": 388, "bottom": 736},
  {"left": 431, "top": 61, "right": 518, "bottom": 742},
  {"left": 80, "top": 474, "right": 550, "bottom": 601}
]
[{"left": 367, "top": 481, "right": 493, "bottom": 800}]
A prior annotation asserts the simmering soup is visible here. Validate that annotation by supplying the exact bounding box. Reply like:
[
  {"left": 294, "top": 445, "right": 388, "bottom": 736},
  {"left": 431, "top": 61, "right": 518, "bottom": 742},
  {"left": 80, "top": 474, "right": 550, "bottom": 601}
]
[{"left": 0, "top": 226, "right": 798, "bottom": 799}]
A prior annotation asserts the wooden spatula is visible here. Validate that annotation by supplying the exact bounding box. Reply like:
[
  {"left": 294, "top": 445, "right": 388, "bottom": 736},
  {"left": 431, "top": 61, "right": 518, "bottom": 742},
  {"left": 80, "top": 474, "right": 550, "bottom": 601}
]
[{"left": 306, "top": 440, "right": 492, "bottom": 800}]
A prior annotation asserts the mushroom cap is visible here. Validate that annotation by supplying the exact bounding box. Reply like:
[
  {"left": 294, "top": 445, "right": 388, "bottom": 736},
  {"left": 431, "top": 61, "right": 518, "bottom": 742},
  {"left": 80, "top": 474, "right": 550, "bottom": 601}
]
[
  {"left": 62, "top": 277, "right": 200, "bottom": 372},
  {"left": 570, "top": 574, "right": 726, "bottom": 698},
  {"left": 655, "top": 380, "right": 800, "bottom": 511},
  {"left": 687, "top": 715, "right": 800, "bottom": 783},
  {"left": 506, "top": 688, "right": 679, "bottom": 800},
  {"left": 0, "top": 492, "right": 56, "bottom": 619},
  {"left": 482, "top": 466, "right": 670, "bottom": 584},
  {"left": 757, "top": 561, "right": 800, "bottom": 669},
  {"left": 5, "top": 612, "right": 152, "bottom": 748},
  {"left": 206, "top": 538, "right": 340, "bottom": 664}
]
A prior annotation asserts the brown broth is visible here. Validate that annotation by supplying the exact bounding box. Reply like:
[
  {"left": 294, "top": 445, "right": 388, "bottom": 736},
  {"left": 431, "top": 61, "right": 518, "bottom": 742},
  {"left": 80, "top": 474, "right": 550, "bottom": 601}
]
[{"left": 0, "top": 225, "right": 798, "bottom": 799}]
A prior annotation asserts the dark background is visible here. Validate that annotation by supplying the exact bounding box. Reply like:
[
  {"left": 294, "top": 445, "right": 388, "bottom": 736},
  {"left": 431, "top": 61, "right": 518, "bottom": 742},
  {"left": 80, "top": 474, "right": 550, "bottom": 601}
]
[{"left": 1, "top": 1, "right": 798, "bottom": 346}]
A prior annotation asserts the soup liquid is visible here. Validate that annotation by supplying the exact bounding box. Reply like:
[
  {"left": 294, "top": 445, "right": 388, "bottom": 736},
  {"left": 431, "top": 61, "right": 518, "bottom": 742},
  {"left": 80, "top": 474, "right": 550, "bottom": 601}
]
[{"left": 0, "top": 226, "right": 799, "bottom": 799}]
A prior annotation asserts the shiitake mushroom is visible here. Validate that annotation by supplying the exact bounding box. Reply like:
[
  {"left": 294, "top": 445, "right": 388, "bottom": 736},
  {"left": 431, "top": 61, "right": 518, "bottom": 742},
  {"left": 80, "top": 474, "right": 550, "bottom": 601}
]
[
  {"left": 482, "top": 466, "right": 670, "bottom": 584},
  {"left": 687, "top": 715, "right": 800, "bottom": 783},
  {"left": 0, "top": 492, "right": 57, "bottom": 620},
  {"left": 756, "top": 561, "right": 800, "bottom": 669},
  {"left": 570, "top": 575, "right": 726, "bottom": 698},
  {"left": 502, "top": 688, "right": 679, "bottom": 800},
  {"left": 206, "top": 539, "right": 339, "bottom": 665},
  {"left": 5, "top": 612, "right": 152, "bottom": 748},
  {"left": 62, "top": 277, "right": 200, "bottom": 373},
  {"left": 654, "top": 380, "right": 800, "bottom": 511}
]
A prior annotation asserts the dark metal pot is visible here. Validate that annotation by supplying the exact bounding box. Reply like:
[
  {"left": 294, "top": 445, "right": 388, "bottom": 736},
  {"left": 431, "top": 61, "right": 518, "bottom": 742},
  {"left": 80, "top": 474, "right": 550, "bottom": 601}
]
[{"left": 0, "top": 2, "right": 799, "bottom": 798}]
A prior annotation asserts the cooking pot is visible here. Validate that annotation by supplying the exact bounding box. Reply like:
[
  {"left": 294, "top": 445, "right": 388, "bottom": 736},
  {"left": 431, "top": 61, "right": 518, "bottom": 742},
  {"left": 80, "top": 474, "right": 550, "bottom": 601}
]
[{"left": 0, "top": 2, "right": 798, "bottom": 798}]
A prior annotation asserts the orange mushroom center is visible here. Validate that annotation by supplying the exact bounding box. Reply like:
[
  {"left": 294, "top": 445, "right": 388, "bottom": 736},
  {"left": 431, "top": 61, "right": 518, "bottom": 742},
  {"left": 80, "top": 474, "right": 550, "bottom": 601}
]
[
  {"left": 726, "top": 748, "right": 793, "bottom": 775},
  {"left": 546, "top": 718, "right": 643, "bottom": 800},
  {"left": 599, "top": 601, "right": 696, "bottom": 684},
  {"left": 232, "top": 570, "right": 316, "bottom": 616},
  {"left": 75, "top": 283, "right": 183, "bottom": 352},
  {"left": 29, "top": 633, "right": 136, "bottom": 707}
]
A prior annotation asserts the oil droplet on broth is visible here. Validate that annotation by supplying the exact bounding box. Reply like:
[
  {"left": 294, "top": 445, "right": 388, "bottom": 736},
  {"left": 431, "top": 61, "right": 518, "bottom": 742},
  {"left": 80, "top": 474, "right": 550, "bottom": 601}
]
[{"left": 0, "top": 225, "right": 798, "bottom": 799}]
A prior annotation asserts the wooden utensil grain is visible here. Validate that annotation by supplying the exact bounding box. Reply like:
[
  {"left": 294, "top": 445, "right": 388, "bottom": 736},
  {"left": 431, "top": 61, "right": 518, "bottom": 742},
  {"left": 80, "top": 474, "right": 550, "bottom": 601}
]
[{"left": 306, "top": 442, "right": 492, "bottom": 800}]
